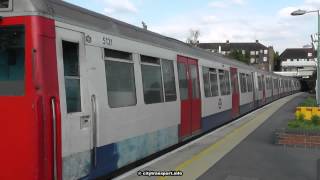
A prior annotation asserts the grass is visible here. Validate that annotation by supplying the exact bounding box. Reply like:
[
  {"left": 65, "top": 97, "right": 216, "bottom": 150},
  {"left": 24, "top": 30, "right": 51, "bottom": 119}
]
[
  {"left": 288, "top": 115, "right": 320, "bottom": 130},
  {"left": 286, "top": 96, "right": 320, "bottom": 130},
  {"left": 299, "top": 96, "right": 318, "bottom": 107}
]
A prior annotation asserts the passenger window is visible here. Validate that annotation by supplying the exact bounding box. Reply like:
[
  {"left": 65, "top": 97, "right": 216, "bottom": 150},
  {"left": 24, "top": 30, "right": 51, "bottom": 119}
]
[
  {"left": 225, "top": 71, "right": 231, "bottom": 95},
  {"left": 162, "top": 60, "right": 177, "bottom": 102},
  {"left": 203, "top": 67, "right": 211, "bottom": 97},
  {"left": 105, "top": 49, "right": 136, "bottom": 108},
  {"left": 190, "top": 64, "right": 200, "bottom": 99},
  {"left": 247, "top": 74, "right": 253, "bottom": 92},
  {"left": 0, "top": 0, "right": 11, "bottom": 10},
  {"left": 141, "top": 56, "right": 177, "bottom": 104},
  {"left": 141, "top": 55, "right": 164, "bottom": 104},
  {"left": 258, "top": 76, "right": 260, "bottom": 90},
  {"left": 0, "top": 25, "right": 25, "bottom": 96},
  {"left": 219, "top": 69, "right": 231, "bottom": 96},
  {"left": 219, "top": 70, "right": 225, "bottom": 95},
  {"left": 203, "top": 67, "right": 219, "bottom": 97},
  {"left": 62, "top": 41, "right": 81, "bottom": 113},
  {"left": 210, "top": 69, "right": 219, "bottom": 97},
  {"left": 240, "top": 73, "right": 247, "bottom": 93},
  {"left": 178, "top": 63, "right": 189, "bottom": 100}
]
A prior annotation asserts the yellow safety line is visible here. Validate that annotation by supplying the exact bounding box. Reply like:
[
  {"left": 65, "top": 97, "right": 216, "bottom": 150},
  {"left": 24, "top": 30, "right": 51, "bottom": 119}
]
[
  {"left": 157, "top": 115, "right": 257, "bottom": 180},
  {"left": 157, "top": 94, "right": 299, "bottom": 180},
  {"left": 157, "top": 101, "right": 281, "bottom": 180}
]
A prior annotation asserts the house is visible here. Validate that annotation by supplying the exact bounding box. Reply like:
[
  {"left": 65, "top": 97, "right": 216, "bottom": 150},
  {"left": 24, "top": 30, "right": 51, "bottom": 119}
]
[
  {"left": 198, "top": 40, "right": 275, "bottom": 72},
  {"left": 279, "top": 48, "right": 316, "bottom": 78}
]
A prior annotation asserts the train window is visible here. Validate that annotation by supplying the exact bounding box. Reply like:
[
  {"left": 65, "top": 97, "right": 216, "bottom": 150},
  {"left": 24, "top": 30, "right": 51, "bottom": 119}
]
[
  {"left": 210, "top": 69, "right": 219, "bottom": 97},
  {"left": 141, "top": 55, "right": 164, "bottom": 104},
  {"left": 203, "top": 67, "right": 218, "bottom": 97},
  {"left": 178, "top": 63, "right": 189, "bottom": 100},
  {"left": 218, "top": 70, "right": 225, "bottom": 95},
  {"left": 141, "top": 55, "right": 177, "bottom": 104},
  {"left": 161, "top": 60, "right": 177, "bottom": 102},
  {"left": 258, "top": 76, "right": 262, "bottom": 91},
  {"left": 0, "top": 0, "right": 12, "bottom": 11},
  {"left": 247, "top": 74, "right": 253, "bottom": 92},
  {"left": 266, "top": 78, "right": 269, "bottom": 90},
  {"left": 203, "top": 67, "right": 211, "bottom": 97},
  {"left": 62, "top": 41, "right": 82, "bottom": 113},
  {"left": 190, "top": 64, "right": 200, "bottom": 98},
  {"left": 219, "top": 70, "right": 230, "bottom": 96},
  {"left": 269, "top": 78, "right": 273, "bottom": 89},
  {"left": 0, "top": 0, "right": 9, "bottom": 8},
  {"left": 0, "top": 26, "right": 25, "bottom": 96},
  {"left": 105, "top": 60, "right": 136, "bottom": 108},
  {"left": 105, "top": 48, "right": 132, "bottom": 60},
  {"left": 240, "top": 73, "right": 247, "bottom": 93},
  {"left": 225, "top": 71, "right": 231, "bottom": 95},
  {"left": 273, "top": 79, "right": 278, "bottom": 89}
]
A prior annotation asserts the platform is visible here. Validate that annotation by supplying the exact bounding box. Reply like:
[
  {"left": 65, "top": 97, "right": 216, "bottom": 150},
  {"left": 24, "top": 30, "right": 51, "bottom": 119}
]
[{"left": 114, "top": 93, "right": 320, "bottom": 180}]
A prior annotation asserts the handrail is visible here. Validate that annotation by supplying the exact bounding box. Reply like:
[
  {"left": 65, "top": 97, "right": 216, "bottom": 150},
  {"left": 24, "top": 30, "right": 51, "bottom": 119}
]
[
  {"left": 91, "top": 95, "right": 97, "bottom": 167},
  {"left": 50, "top": 97, "right": 58, "bottom": 180}
]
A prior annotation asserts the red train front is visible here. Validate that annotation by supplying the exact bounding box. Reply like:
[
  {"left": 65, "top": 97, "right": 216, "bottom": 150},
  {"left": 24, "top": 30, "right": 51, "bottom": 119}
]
[{"left": 0, "top": 2, "right": 61, "bottom": 180}]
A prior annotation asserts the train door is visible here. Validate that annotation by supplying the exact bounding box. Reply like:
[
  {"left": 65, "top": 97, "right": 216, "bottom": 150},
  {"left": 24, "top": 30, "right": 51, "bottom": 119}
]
[
  {"left": 56, "top": 28, "right": 92, "bottom": 178},
  {"left": 177, "top": 55, "right": 201, "bottom": 138},
  {"left": 262, "top": 75, "right": 266, "bottom": 104},
  {"left": 230, "top": 67, "right": 240, "bottom": 118}
]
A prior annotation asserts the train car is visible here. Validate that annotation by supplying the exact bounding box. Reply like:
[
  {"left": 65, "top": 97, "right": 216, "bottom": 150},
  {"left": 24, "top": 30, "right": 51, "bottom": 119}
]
[{"left": 0, "top": 0, "right": 301, "bottom": 180}]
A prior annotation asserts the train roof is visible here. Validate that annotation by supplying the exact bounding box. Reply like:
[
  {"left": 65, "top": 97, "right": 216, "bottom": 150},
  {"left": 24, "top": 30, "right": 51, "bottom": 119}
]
[{"left": 1, "top": 0, "right": 296, "bottom": 79}]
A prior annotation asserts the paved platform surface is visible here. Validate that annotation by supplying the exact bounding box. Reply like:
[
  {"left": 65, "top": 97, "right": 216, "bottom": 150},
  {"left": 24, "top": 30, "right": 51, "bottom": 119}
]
[
  {"left": 114, "top": 93, "right": 319, "bottom": 180},
  {"left": 199, "top": 93, "right": 320, "bottom": 180}
]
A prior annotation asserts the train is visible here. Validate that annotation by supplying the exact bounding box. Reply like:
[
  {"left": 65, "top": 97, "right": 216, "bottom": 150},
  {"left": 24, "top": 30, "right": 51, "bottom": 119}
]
[{"left": 0, "top": 0, "right": 300, "bottom": 180}]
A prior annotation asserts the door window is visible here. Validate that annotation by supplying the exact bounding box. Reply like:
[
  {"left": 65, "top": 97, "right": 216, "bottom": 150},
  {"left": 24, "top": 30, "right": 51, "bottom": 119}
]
[
  {"left": 62, "top": 41, "right": 81, "bottom": 113},
  {"left": 190, "top": 64, "right": 200, "bottom": 99},
  {"left": 178, "top": 63, "right": 189, "bottom": 100}
]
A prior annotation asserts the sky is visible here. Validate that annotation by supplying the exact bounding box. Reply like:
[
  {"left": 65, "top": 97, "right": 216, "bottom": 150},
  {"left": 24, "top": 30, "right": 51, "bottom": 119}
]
[{"left": 63, "top": 0, "right": 320, "bottom": 53}]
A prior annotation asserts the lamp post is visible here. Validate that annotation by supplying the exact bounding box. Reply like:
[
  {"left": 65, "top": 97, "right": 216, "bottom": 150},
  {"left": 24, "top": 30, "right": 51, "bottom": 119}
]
[{"left": 291, "top": 9, "right": 320, "bottom": 105}]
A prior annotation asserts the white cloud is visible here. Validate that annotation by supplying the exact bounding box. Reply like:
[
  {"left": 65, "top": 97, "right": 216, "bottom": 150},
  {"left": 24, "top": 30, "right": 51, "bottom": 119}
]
[
  {"left": 208, "top": 1, "right": 227, "bottom": 8},
  {"left": 201, "top": 15, "right": 219, "bottom": 24},
  {"left": 232, "top": 0, "right": 245, "bottom": 5},
  {"left": 103, "top": 0, "right": 138, "bottom": 14},
  {"left": 149, "top": 8, "right": 313, "bottom": 53},
  {"left": 208, "top": 0, "right": 245, "bottom": 8},
  {"left": 305, "top": 0, "right": 320, "bottom": 8}
]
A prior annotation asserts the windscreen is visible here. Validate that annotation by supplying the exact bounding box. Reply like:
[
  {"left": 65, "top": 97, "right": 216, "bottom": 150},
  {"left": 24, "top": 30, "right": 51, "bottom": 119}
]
[{"left": 0, "top": 26, "right": 25, "bottom": 96}]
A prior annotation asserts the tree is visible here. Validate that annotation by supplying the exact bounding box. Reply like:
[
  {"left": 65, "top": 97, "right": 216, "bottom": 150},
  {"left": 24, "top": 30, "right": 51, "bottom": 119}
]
[
  {"left": 228, "top": 49, "right": 250, "bottom": 64},
  {"left": 273, "top": 51, "right": 281, "bottom": 71},
  {"left": 186, "top": 29, "right": 200, "bottom": 46}
]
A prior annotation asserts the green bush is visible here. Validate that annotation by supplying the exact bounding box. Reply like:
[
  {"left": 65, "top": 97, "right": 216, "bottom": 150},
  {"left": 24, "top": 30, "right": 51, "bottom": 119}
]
[
  {"left": 296, "top": 113, "right": 305, "bottom": 122},
  {"left": 288, "top": 120, "right": 300, "bottom": 128},
  {"left": 299, "top": 97, "right": 317, "bottom": 107},
  {"left": 311, "top": 115, "right": 320, "bottom": 125}
]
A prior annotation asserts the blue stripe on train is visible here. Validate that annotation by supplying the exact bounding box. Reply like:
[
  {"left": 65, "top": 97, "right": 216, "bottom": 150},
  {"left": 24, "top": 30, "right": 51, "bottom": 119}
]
[
  {"left": 201, "top": 109, "right": 232, "bottom": 132},
  {"left": 83, "top": 104, "right": 255, "bottom": 179},
  {"left": 83, "top": 125, "right": 179, "bottom": 179}
]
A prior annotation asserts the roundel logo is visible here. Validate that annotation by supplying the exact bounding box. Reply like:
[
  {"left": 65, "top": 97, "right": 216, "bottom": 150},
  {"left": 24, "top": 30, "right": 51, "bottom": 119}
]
[
  {"left": 218, "top": 98, "right": 222, "bottom": 109},
  {"left": 85, "top": 35, "right": 92, "bottom": 43}
]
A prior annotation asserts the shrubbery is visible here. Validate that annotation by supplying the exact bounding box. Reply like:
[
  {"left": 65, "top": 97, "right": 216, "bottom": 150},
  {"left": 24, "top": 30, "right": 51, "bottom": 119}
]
[
  {"left": 288, "top": 115, "right": 320, "bottom": 130},
  {"left": 299, "top": 97, "right": 317, "bottom": 107}
]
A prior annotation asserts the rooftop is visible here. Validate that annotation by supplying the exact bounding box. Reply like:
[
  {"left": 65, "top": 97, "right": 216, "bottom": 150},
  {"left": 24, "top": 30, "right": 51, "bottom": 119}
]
[
  {"left": 198, "top": 41, "right": 268, "bottom": 51},
  {"left": 280, "top": 48, "right": 316, "bottom": 60}
]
